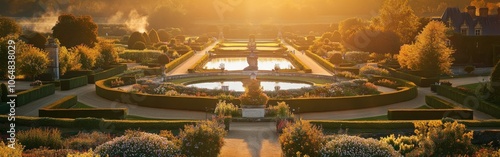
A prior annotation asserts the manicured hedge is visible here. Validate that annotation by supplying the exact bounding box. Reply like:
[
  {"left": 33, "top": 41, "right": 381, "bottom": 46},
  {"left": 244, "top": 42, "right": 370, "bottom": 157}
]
[
  {"left": 288, "top": 52, "right": 312, "bottom": 73},
  {"left": 0, "top": 115, "right": 196, "bottom": 130},
  {"left": 39, "top": 108, "right": 128, "bottom": 120},
  {"left": 17, "top": 84, "right": 55, "bottom": 107},
  {"left": 42, "top": 95, "right": 78, "bottom": 109},
  {"left": 96, "top": 76, "right": 417, "bottom": 113},
  {"left": 39, "top": 95, "right": 127, "bottom": 119},
  {"left": 165, "top": 50, "right": 194, "bottom": 73},
  {"left": 305, "top": 50, "right": 359, "bottom": 74},
  {"left": 89, "top": 64, "right": 128, "bottom": 83},
  {"left": 60, "top": 75, "right": 88, "bottom": 90},
  {"left": 387, "top": 109, "right": 473, "bottom": 120},
  {"left": 379, "top": 65, "right": 439, "bottom": 87},
  {"left": 425, "top": 95, "right": 458, "bottom": 109},
  {"left": 436, "top": 85, "right": 500, "bottom": 118},
  {"left": 309, "top": 119, "right": 500, "bottom": 130},
  {"left": 61, "top": 70, "right": 93, "bottom": 79}
]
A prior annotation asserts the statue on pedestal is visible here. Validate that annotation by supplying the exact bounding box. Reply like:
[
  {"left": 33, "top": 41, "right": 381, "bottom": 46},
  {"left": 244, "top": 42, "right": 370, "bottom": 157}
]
[{"left": 244, "top": 35, "right": 258, "bottom": 71}]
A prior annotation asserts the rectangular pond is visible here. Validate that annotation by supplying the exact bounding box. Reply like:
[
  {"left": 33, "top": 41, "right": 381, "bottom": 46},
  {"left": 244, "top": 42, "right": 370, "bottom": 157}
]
[{"left": 203, "top": 57, "right": 295, "bottom": 70}]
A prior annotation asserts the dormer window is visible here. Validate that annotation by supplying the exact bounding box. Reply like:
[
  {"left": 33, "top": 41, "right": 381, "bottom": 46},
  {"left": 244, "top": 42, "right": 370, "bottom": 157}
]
[
  {"left": 474, "top": 23, "right": 482, "bottom": 36},
  {"left": 461, "top": 28, "right": 468, "bottom": 35},
  {"left": 460, "top": 21, "right": 469, "bottom": 35}
]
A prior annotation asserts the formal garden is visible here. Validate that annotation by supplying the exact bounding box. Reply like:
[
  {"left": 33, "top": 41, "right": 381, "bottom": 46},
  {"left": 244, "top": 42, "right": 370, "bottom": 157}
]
[{"left": 1, "top": 0, "right": 500, "bottom": 156}]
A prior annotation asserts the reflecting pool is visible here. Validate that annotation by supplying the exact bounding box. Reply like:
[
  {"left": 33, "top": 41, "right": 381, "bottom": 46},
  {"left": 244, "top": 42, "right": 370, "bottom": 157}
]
[
  {"left": 186, "top": 81, "right": 311, "bottom": 92},
  {"left": 203, "top": 57, "right": 295, "bottom": 70}
]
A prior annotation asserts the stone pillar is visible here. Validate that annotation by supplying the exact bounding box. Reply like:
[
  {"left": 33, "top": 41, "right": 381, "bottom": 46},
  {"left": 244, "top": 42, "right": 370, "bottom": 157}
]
[{"left": 45, "top": 37, "right": 59, "bottom": 80}]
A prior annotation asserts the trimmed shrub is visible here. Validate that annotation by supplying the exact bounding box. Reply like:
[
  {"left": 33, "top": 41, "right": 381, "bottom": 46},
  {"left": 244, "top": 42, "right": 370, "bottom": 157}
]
[
  {"left": 410, "top": 121, "right": 475, "bottom": 156},
  {"left": 133, "top": 41, "right": 146, "bottom": 50},
  {"left": 95, "top": 130, "right": 179, "bottom": 157},
  {"left": 22, "top": 148, "right": 77, "bottom": 157},
  {"left": 279, "top": 120, "right": 324, "bottom": 157},
  {"left": 179, "top": 120, "right": 226, "bottom": 157},
  {"left": 127, "top": 31, "right": 146, "bottom": 49},
  {"left": 464, "top": 65, "right": 475, "bottom": 74},
  {"left": 320, "top": 135, "right": 400, "bottom": 157},
  {"left": 425, "top": 95, "right": 457, "bottom": 109},
  {"left": 18, "top": 128, "right": 63, "bottom": 150},
  {"left": 359, "top": 65, "right": 389, "bottom": 76},
  {"left": 64, "top": 131, "right": 112, "bottom": 151},
  {"left": 42, "top": 95, "right": 77, "bottom": 109},
  {"left": 149, "top": 29, "right": 160, "bottom": 43},
  {"left": 157, "top": 29, "right": 171, "bottom": 42},
  {"left": 119, "top": 50, "right": 163, "bottom": 63},
  {"left": 329, "top": 52, "right": 343, "bottom": 65},
  {"left": 142, "top": 32, "right": 151, "bottom": 45},
  {"left": 345, "top": 51, "right": 370, "bottom": 63},
  {"left": 239, "top": 79, "right": 270, "bottom": 106}
]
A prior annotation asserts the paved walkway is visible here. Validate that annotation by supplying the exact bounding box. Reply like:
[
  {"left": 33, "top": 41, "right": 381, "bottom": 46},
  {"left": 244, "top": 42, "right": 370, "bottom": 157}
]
[
  {"left": 282, "top": 42, "right": 333, "bottom": 76},
  {"left": 167, "top": 40, "right": 220, "bottom": 75},
  {"left": 220, "top": 122, "right": 281, "bottom": 157}
]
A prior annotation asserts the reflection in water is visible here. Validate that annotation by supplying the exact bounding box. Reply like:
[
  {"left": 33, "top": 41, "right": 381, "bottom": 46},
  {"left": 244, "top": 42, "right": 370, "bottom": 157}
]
[
  {"left": 204, "top": 57, "right": 294, "bottom": 70},
  {"left": 187, "top": 81, "right": 311, "bottom": 92}
]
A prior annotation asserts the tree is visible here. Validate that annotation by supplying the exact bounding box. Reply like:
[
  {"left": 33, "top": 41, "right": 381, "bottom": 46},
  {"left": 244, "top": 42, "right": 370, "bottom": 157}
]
[
  {"left": 128, "top": 31, "right": 146, "bottom": 49},
  {"left": 0, "top": 17, "right": 21, "bottom": 38},
  {"left": 157, "top": 29, "right": 171, "bottom": 42},
  {"left": 26, "top": 32, "right": 47, "bottom": 50},
  {"left": 58, "top": 46, "right": 81, "bottom": 76},
  {"left": 398, "top": 21, "right": 454, "bottom": 78},
  {"left": 338, "top": 17, "right": 369, "bottom": 49},
  {"left": 72, "top": 45, "right": 98, "bottom": 70},
  {"left": 18, "top": 45, "right": 50, "bottom": 80},
  {"left": 490, "top": 60, "right": 500, "bottom": 102},
  {"left": 148, "top": 29, "right": 160, "bottom": 43},
  {"left": 331, "top": 31, "right": 342, "bottom": 42},
  {"left": 239, "top": 79, "right": 269, "bottom": 106},
  {"left": 377, "top": 0, "right": 420, "bottom": 44},
  {"left": 96, "top": 40, "right": 118, "bottom": 68},
  {"left": 52, "top": 14, "right": 98, "bottom": 48},
  {"left": 364, "top": 30, "right": 401, "bottom": 54}
]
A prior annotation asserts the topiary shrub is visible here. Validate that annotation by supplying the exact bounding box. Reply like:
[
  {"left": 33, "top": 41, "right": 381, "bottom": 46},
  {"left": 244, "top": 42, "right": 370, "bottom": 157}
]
[
  {"left": 345, "top": 51, "right": 370, "bottom": 63},
  {"left": 279, "top": 120, "right": 324, "bottom": 157},
  {"left": 214, "top": 100, "right": 239, "bottom": 117},
  {"left": 464, "top": 65, "right": 475, "bottom": 74},
  {"left": 18, "top": 128, "right": 63, "bottom": 150},
  {"left": 133, "top": 41, "right": 146, "bottom": 50},
  {"left": 94, "top": 130, "right": 179, "bottom": 157},
  {"left": 410, "top": 121, "right": 475, "bottom": 156},
  {"left": 128, "top": 31, "right": 146, "bottom": 49},
  {"left": 320, "top": 135, "right": 400, "bottom": 157},
  {"left": 239, "top": 79, "right": 269, "bottom": 107},
  {"left": 64, "top": 131, "right": 112, "bottom": 151},
  {"left": 329, "top": 52, "right": 343, "bottom": 65},
  {"left": 179, "top": 120, "right": 226, "bottom": 157}
]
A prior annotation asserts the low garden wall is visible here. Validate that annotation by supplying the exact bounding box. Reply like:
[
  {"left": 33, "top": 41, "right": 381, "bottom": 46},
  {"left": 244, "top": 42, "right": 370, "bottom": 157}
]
[
  {"left": 17, "top": 84, "right": 55, "bottom": 107},
  {"left": 96, "top": 75, "right": 417, "bottom": 113},
  {"left": 436, "top": 85, "right": 500, "bottom": 118},
  {"left": 387, "top": 109, "right": 473, "bottom": 120},
  {"left": 39, "top": 95, "right": 128, "bottom": 119},
  {"left": 0, "top": 115, "right": 195, "bottom": 130},
  {"left": 60, "top": 75, "right": 88, "bottom": 90}
]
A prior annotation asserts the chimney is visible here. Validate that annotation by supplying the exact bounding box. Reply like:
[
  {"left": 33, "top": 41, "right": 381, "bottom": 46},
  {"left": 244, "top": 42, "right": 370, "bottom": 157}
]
[
  {"left": 467, "top": 6, "right": 476, "bottom": 18},
  {"left": 479, "top": 8, "right": 488, "bottom": 17}
]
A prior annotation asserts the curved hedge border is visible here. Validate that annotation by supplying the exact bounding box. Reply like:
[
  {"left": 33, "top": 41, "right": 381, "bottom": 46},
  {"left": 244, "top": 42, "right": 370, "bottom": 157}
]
[
  {"left": 309, "top": 119, "right": 500, "bottom": 130},
  {"left": 39, "top": 95, "right": 128, "bottom": 119},
  {"left": 379, "top": 65, "right": 438, "bottom": 87},
  {"left": 17, "top": 84, "right": 55, "bottom": 107},
  {"left": 0, "top": 115, "right": 196, "bottom": 130},
  {"left": 96, "top": 75, "right": 417, "bottom": 113},
  {"left": 89, "top": 64, "right": 128, "bottom": 83},
  {"left": 305, "top": 50, "right": 359, "bottom": 74},
  {"left": 188, "top": 54, "right": 209, "bottom": 73}
]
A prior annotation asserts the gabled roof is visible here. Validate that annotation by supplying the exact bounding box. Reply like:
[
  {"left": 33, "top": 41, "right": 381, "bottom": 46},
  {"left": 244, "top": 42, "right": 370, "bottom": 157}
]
[{"left": 441, "top": 7, "right": 500, "bottom": 35}]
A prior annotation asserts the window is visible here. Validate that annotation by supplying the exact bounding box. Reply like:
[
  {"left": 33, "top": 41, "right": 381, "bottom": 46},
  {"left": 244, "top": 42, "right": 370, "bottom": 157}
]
[
  {"left": 446, "top": 39, "right": 451, "bottom": 47},
  {"left": 461, "top": 28, "right": 468, "bottom": 35},
  {"left": 475, "top": 29, "right": 481, "bottom": 36}
]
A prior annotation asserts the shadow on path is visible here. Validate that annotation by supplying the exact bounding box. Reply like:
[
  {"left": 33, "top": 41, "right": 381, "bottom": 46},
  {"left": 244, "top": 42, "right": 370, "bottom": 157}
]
[{"left": 220, "top": 122, "right": 281, "bottom": 157}]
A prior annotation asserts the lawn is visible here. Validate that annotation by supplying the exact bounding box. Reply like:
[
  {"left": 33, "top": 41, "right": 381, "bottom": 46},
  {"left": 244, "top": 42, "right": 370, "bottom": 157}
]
[{"left": 457, "top": 83, "right": 482, "bottom": 91}]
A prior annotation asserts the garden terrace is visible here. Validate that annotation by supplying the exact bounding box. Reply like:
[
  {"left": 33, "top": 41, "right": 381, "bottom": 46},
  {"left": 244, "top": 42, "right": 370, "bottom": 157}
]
[{"left": 95, "top": 73, "right": 417, "bottom": 113}]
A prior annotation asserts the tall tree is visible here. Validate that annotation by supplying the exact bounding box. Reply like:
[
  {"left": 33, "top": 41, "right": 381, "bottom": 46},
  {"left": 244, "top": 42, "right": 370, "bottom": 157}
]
[
  {"left": 338, "top": 17, "right": 369, "bottom": 50},
  {"left": 58, "top": 46, "right": 81, "bottom": 76},
  {"left": 398, "top": 21, "right": 454, "bottom": 77},
  {"left": 52, "top": 14, "right": 98, "bottom": 48},
  {"left": 0, "top": 17, "right": 21, "bottom": 38},
  {"left": 18, "top": 45, "right": 50, "bottom": 80},
  {"left": 26, "top": 32, "right": 47, "bottom": 50},
  {"left": 378, "top": 0, "right": 420, "bottom": 44}
]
